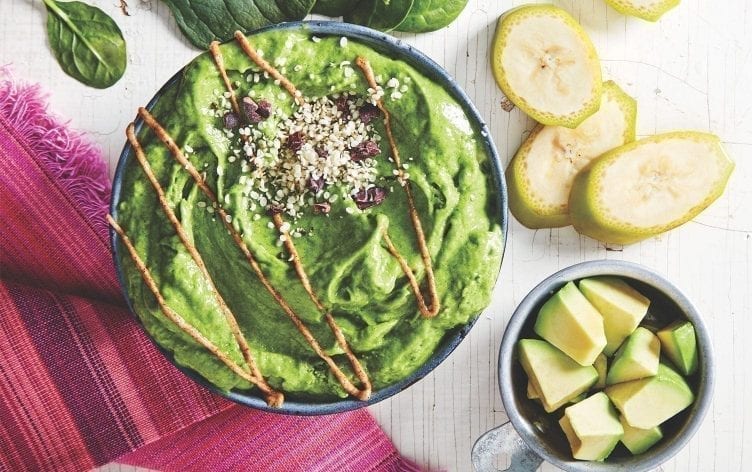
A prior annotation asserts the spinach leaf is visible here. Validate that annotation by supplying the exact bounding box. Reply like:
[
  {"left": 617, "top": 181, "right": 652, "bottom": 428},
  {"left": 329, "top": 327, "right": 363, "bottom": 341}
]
[
  {"left": 161, "top": 0, "right": 316, "bottom": 49},
  {"left": 344, "top": 0, "right": 414, "bottom": 32},
  {"left": 312, "top": 0, "right": 359, "bottom": 17},
  {"left": 396, "top": 0, "right": 469, "bottom": 33},
  {"left": 43, "top": 0, "right": 126, "bottom": 89}
]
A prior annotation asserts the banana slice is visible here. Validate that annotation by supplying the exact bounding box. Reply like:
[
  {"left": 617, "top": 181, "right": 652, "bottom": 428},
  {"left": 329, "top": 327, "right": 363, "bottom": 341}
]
[
  {"left": 491, "top": 5, "right": 602, "bottom": 128},
  {"left": 507, "top": 81, "right": 637, "bottom": 228},
  {"left": 605, "top": 0, "right": 681, "bottom": 22},
  {"left": 569, "top": 132, "right": 734, "bottom": 245}
]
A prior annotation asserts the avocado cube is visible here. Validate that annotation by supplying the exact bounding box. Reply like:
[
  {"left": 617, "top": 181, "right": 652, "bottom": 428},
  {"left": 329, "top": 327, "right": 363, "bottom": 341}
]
[
  {"left": 605, "top": 363, "right": 694, "bottom": 429},
  {"left": 657, "top": 320, "right": 698, "bottom": 376},
  {"left": 559, "top": 392, "right": 624, "bottom": 461},
  {"left": 527, "top": 381, "right": 541, "bottom": 400},
  {"left": 619, "top": 415, "right": 663, "bottom": 455},
  {"left": 579, "top": 277, "right": 650, "bottom": 356},
  {"left": 518, "top": 339, "right": 598, "bottom": 412},
  {"left": 534, "top": 281, "right": 607, "bottom": 366},
  {"left": 606, "top": 327, "right": 660, "bottom": 385},
  {"left": 594, "top": 353, "right": 608, "bottom": 390}
]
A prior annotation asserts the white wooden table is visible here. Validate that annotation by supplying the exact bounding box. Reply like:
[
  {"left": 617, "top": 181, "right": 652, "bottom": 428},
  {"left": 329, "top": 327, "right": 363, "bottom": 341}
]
[{"left": 2, "top": 0, "right": 750, "bottom": 470}]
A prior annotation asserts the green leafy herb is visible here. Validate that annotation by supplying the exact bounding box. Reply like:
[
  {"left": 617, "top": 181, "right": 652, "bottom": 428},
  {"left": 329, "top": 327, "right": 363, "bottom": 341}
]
[
  {"left": 312, "top": 0, "right": 359, "bottom": 17},
  {"left": 396, "top": 0, "right": 469, "bottom": 33},
  {"left": 161, "top": 0, "right": 315, "bottom": 49},
  {"left": 43, "top": 0, "right": 127, "bottom": 89},
  {"left": 345, "top": 0, "right": 414, "bottom": 32}
]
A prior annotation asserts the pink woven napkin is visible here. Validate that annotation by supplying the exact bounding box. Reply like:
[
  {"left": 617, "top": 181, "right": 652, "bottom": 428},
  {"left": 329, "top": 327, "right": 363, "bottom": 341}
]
[{"left": 0, "top": 68, "right": 418, "bottom": 471}]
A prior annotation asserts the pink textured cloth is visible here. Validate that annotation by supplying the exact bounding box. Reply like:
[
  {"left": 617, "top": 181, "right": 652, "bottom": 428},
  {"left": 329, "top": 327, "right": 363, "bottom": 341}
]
[{"left": 0, "top": 68, "right": 417, "bottom": 471}]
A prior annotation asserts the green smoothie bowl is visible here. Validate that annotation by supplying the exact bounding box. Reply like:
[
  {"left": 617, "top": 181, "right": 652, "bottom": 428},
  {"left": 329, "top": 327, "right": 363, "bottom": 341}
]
[{"left": 109, "top": 22, "right": 507, "bottom": 415}]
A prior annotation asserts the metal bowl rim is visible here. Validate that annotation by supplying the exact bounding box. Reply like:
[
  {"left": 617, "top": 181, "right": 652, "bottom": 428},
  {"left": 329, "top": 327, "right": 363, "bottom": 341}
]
[{"left": 498, "top": 260, "right": 714, "bottom": 471}]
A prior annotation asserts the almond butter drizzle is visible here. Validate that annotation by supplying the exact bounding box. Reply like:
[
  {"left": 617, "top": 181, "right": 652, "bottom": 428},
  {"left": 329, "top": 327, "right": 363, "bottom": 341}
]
[
  {"left": 233, "top": 31, "right": 304, "bottom": 106},
  {"left": 272, "top": 213, "right": 372, "bottom": 399},
  {"left": 125, "top": 123, "right": 268, "bottom": 390},
  {"left": 355, "top": 56, "right": 441, "bottom": 318},
  {"left": 209, "top": 41, "right": 240, "bottom": 115},
  {"left": 136, "top": 106, "right": 371, "bottom": 401},
  {"left": 107, "top": 215, "right": 284, "bottom": 407}
]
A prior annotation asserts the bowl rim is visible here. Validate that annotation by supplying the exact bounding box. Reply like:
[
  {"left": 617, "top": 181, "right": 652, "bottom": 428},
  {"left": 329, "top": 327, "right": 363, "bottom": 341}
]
[
  {"left": 498, "top": 260, "right": 714, "bottom": 471},
  {"left": 109, "top": 20, "right": 509, "bottom": 415}
]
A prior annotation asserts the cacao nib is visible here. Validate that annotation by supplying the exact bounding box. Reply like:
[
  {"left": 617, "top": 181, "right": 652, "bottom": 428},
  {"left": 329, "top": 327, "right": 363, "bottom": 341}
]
[
  {"left": 353, "top": 186, "right": 387, "bottom": 209},
  {"left": 350, "top": 140, "right": 380, "bottom": 161},
  {"left": 223, "top": 111, "right": 240, "bottom": 129},
  {"left": 358, "top": 103, "right": 380, "bottom": 124},
  {"left": 308, "top": 177, "right": 325, "bottom": 193},
  {"left": 285, "top": 131, "right": 305, "bottom": 152},
  {"left": 242, "top": 96, "right": 258, "bottom": 113},
  {"left": 257, "top": 99, "right": 272, "bottom": 118},
  {"left": 313, "top": 202, "right": 331, "bottom": 214},
  {"left": 241, "top": 97, "right": 263, "bottom": 124},
  {"left": 266, "top": 205, "right": 284, "bottom": 215},
  {"left": 314, "top": 145, "right": 329, "bottom": 158},
  {"left": 334, "top": 94, "right": 350, "bottom": 118}
]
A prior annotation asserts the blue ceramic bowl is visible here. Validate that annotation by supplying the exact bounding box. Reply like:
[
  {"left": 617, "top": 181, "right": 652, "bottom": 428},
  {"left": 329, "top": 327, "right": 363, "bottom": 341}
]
[
  {"left": 110, "top": 21, "right": 508, "bottom": 415},
  {"left": 473, "top": 261, "right": 713, "bottom": 471}
]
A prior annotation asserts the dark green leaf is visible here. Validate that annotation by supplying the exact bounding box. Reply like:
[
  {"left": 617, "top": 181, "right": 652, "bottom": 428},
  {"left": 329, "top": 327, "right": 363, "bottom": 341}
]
[
  {"left": 345, "top": 0, "right": 414, "bottom": 32},
  {"left": 43, "top": 0, "right": 126, "bottom": 89},
  {"left": 160, "top": 0, "right": 316, "bottom": 49},
  {"left": 396, "top": 0, "right": 469, "bottom": 33},
  {"left": 312, "top": 0, "right": 360, "bottom": 17}
]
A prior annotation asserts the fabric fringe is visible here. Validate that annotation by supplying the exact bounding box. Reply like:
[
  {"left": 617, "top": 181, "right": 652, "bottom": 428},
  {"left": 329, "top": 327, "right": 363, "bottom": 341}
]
[{"left": 0, "top": 65, "right": 110, "bottom": 240}]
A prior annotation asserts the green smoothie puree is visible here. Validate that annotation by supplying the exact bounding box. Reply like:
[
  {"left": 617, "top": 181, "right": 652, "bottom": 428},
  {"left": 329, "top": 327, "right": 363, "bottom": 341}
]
[{"left": 115, "top": 29, "right": 504, "bottom": 401}]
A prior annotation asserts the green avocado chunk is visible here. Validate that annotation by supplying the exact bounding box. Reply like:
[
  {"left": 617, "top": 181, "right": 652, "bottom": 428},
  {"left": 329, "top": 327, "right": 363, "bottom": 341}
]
[
  {"left": 559, "top": 392, "right": 624, "bottom": 461},
  {"left": 605, "top": 363, "right": 694, "bottom": 429},
  {"left": 594, "top": 353, "right": 608, "bottom": 389},
  {"left": 518, "top": 339, "right": 598, "bottom": 413},
  {"left": 527, "top": 380, "right": 541, "bottom": 400},
  {"left": 619, "top": 415, "right": 663, "bottom": 455},
  {"left": 606, "top": 327, "right": 660, "bottom": 385},
  {"left": 657, "top": 320, "right": 698, "bottom": 376},
  {"left": 534, "top": 281, "right": 607, "bottom": 366},
  {"left": 579, "top": 276, "right": 650, "bottom": 356}
]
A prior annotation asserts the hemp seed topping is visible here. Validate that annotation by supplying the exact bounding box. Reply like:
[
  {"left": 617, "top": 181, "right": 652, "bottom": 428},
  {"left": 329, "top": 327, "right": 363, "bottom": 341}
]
[{"left": 209, "top": 91, "right": 388, "bottom": 220}]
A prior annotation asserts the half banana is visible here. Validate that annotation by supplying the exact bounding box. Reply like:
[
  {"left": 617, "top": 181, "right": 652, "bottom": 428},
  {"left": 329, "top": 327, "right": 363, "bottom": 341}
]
[
  {"left": 507, "top": 81, "right": 637, "bottom": 228},
  {"left": 491, "top": 4, "right": 602, "bottom": 128},
  {"left": 569, "top": 132, "right": 734, "bottom": 245}
]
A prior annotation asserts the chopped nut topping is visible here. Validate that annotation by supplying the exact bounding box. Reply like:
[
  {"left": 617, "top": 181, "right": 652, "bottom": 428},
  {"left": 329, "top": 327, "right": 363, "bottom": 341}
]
[
  {"left": 241, "top": 97, "right": 264, "bottom": 123},
  {"left": 308, "top": 176, "right": 325, "bottom": 193},
  {"left": 334, "top": 94, "right": 350, "bottom": 117},
  {"left": 257, "top": 99, "right": 272, "bottom": 118},
  {"left": 353, "top": 186, "right": 387, "bottom": 209},
  {"left": 350, "top": 140, "right": 380, "bottom": 161},
  {"left": 313, "top": 202, "right": 331, "bottom": 214},
  {"left": 314, "top": 145, "right": 329, "bottom": 158},
  {"left": 223, "top": 111, "right": 240, "bottom": 129},
  {"left": 358, "top": 103, "right": 380, "bottom": 124},
  {"left": 285, "top": 131, "right": 306, "bottom": 152}
]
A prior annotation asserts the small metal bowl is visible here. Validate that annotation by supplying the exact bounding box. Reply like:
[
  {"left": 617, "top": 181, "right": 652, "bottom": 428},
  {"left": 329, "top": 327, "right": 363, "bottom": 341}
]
[
  {"left": 109, "top": 21, "right": 508, "bottom": 415},
  {"left": 472, "top": 260, "right": 713, "bottom": 471}
]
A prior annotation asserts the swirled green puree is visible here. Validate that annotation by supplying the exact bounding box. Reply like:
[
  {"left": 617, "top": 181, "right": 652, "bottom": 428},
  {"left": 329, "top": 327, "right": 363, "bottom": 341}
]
[{"left": 116, "top": 30, "right": 503, "bottom": 400}]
